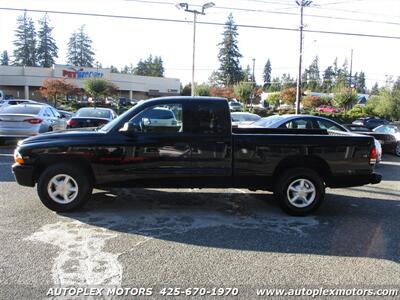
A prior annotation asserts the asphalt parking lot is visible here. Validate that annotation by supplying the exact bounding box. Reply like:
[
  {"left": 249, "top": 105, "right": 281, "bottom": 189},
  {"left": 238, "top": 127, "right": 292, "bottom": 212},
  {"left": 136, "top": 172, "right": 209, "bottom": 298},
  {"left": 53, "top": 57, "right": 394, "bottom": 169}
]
[{"left": 0, "top": 142, "right": 400, "bottom": 299}]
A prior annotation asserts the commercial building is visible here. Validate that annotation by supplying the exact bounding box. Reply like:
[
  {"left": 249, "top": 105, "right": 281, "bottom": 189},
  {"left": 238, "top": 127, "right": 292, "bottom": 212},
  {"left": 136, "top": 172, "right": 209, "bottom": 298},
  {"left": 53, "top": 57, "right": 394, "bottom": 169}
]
[{"left": 0, "top": 64, "right": 181, "bottom": 100}]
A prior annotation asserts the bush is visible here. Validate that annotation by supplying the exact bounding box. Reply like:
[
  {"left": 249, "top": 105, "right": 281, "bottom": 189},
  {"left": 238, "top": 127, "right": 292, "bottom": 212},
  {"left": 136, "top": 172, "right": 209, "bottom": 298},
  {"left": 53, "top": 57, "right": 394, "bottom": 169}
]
[
  {"left": 302, "top": 95, "right": 322, "bottom": 109},
  {"left": 346, "top": 105, "right": 367, "bottom": 119},
  {"left": 255, "top": 108, "right": 275, "bottom": 118}
]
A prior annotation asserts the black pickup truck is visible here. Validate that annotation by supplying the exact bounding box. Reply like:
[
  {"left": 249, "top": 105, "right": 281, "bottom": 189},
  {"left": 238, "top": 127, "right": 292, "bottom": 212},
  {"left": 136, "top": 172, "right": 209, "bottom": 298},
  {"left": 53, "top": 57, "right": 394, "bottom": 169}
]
[{"left": 12, "top": 97, "right": 381, "bottom": 215}]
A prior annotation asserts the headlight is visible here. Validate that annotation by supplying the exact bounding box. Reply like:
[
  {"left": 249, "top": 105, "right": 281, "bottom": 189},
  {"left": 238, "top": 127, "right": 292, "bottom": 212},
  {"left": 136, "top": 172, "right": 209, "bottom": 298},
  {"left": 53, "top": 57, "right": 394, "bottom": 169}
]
[{"left": 14, "top": 149, "right": 24, "bottom": 165}]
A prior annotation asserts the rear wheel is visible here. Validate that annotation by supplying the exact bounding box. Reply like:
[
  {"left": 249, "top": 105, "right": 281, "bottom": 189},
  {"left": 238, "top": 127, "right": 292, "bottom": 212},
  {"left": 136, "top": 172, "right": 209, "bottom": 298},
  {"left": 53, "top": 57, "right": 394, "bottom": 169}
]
[
  {"left": 395, "top": 142, "right": 400, "bottom": 157},
  {"left": 274, "top": 168, "right": 325, "bottom": 216},
  {"left": 37, "top": 164, "right": 92, "bottom": 212}
]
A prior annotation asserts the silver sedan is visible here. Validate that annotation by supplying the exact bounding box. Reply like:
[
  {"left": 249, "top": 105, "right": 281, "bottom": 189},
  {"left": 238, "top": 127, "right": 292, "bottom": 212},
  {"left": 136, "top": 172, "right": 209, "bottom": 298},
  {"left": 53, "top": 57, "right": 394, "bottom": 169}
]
[{"left": 0, "top": 104, "right": 65, "bottom": 141}]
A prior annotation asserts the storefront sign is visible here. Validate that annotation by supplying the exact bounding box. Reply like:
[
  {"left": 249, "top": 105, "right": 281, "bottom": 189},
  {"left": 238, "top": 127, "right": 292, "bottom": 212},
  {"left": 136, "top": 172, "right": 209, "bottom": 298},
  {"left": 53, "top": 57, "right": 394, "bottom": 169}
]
[{"left": 63, "top": 67, "right": 104, "bottom": 79}]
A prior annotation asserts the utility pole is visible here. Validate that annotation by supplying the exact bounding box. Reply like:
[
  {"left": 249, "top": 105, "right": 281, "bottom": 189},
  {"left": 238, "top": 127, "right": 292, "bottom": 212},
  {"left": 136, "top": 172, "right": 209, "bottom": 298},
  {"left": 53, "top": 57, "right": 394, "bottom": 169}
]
[
  {"left": 348, "top": 49, "right": 353, "bottom": 88},
  {"left": 175, "top": 2, "right": 215, "bottom": 97},
  {"left": 295, "top": 0, "right": 312, "bottom": 115},
  {"left": 251, "top": 58, "right": 256, "bottom": 109}
]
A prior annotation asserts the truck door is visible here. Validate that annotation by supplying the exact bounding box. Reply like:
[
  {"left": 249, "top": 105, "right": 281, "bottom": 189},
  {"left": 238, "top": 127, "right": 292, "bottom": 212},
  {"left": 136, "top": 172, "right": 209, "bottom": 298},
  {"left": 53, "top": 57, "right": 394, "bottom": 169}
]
[
  {"left": 97, "top": 101, "right": 193, "bottom": 186},
  {"left": 189, "top": 100, "right": 232, "bottom": 186}
]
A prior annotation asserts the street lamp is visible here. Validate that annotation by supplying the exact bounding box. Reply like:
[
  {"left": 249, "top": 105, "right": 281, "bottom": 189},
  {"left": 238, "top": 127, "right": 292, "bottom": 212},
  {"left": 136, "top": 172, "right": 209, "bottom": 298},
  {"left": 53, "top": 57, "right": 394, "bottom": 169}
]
[{"left": 176, "top": 2, "right": 215, "bottom": 96}]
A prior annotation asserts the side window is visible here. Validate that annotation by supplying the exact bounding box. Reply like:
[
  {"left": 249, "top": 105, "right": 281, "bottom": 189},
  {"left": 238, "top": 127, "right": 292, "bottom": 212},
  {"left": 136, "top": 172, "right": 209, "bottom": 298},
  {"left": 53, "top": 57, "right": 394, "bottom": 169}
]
[
  {"left": 316, "top": 119, "right": 344, "bottom": 131},
  {"left": 51, "top": 108, "right": 61, "bottom": 118},
  {"left": 44, "top": 108, "right": 55, "bottom": 117},
  {"left": 129, "top": 103, "right": 182, "bottom": 134},
  {"left": 192, "top": 102, "right": 229, "bottom": 135},
  {"left": 280, "top": 118, "right": 313, "bottom": 129}
]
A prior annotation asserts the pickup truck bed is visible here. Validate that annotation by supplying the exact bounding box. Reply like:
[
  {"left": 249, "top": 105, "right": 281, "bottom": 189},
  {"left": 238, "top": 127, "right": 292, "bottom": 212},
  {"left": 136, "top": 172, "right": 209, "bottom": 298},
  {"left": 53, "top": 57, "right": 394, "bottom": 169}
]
[{"left": 12, "top": 97, "right": 381, "bottom": 215}]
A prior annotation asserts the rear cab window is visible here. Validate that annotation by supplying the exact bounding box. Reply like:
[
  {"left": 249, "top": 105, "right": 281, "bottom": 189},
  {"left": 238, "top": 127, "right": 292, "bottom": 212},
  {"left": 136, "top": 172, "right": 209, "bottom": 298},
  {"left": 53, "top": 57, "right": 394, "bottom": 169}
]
[{"left": 191, "top": 101, "right": 230, "bottom": 135}]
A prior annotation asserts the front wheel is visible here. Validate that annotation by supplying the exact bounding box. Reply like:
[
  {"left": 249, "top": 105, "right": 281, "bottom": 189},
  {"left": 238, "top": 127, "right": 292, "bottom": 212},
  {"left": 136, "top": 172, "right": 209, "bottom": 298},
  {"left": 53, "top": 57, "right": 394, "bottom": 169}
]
[
  {"left": 37, "top": 164, "right": 92, "bottom": 212},
  {"left": 274, "top": 168, "right": 325, "bottom": 216}
]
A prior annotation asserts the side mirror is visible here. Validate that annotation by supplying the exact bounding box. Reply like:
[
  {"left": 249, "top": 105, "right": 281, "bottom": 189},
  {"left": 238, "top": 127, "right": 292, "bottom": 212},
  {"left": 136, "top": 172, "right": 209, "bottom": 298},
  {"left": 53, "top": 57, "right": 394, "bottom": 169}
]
[{"left": 119, "top": 122, "right": 140, "bottom": 135}]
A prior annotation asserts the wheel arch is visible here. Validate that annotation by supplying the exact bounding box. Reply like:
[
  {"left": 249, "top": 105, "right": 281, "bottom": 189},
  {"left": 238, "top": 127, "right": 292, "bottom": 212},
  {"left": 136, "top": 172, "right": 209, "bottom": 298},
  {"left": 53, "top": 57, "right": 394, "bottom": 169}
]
[
  {"left": 272, "top": 155, "right": 332, "bottom": 187},
  {"left": 33, "top": 155, "right": 96, "bottom": 184}
]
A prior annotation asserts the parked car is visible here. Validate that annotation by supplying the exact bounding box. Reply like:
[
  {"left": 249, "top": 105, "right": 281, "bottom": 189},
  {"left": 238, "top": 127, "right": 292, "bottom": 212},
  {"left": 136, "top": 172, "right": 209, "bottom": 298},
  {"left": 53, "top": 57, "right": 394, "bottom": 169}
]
[
  {"left": 346, "top": 124, "right": 400, "bottom": 157},
  {"left": 352, "top": 117, "right": 390, "bottom": 129},
  {"left": 57, "top": 110, "right": 74, "bottom": 120},
  {"left": 0, "top": 103, "right": 66, "bottom": 144},
  {"left": 244, "top": 114, "right": 382, "bottom": 162},
  {"left": 66, "top": 107, "right": 117, "bottom": 129},
  {"left": 134, "top": 107, "right": 178, "bottom": 128},
  {"left": 229, "top": 101, "right": 242, "bottom": 112},
  {"left": 0, "top": 99, "right": 37, "bottom": 111},
  {"left": 231, "top": 112, "right": 261, "bottom": 127},
  {"left": 13, "top": 97, "right": 380, "bottom": 216},
  {"left": 315, "top": 105, "right": 341, "bottom": 113}
]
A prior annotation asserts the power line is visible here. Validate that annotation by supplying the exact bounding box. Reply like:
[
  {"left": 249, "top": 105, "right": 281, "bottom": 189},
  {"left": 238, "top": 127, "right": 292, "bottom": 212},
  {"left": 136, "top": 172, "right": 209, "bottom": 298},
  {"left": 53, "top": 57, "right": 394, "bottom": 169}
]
[
  {"left": 1, "top": 7, "right": 400, "bottom": 40},
  {"left": 320, "top": 0, "right": 366, "bottom": 6},
  {"left": 125, "top": 0, "right": 400, "bottom": 26},
  {"left": 310, "top": 6, "right": 400, "bottom": 20}
]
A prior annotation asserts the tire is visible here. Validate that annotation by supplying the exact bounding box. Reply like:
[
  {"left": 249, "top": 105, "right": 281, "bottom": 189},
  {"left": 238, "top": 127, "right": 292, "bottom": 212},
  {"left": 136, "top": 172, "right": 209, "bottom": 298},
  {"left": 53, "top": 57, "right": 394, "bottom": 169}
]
[
  {"left": 37, "top": 164, "right": 92, "bottom": 212},
  {"left": 395, "top": 142, "right": 400, "bottom": 157},
  {"left": 274, "top": 168, "right": 325, "bottom": 216}
]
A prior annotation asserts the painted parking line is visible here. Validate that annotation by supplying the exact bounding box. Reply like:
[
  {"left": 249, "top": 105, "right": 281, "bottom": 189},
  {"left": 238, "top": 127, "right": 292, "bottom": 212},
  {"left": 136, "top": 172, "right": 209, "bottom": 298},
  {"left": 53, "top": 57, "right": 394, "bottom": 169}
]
[
  {"left": 26, "top": 218, "right": 123, "bottom": 286},
  {"left": 26, "top": 209, "right": 319, "bottom": 286}
]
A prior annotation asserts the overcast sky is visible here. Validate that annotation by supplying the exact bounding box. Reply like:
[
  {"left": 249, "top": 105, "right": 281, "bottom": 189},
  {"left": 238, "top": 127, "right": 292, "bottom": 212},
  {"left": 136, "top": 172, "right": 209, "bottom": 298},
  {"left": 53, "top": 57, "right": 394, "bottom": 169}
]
[{"left": 0, "top": 0, "right": 399, "bottom": 88}]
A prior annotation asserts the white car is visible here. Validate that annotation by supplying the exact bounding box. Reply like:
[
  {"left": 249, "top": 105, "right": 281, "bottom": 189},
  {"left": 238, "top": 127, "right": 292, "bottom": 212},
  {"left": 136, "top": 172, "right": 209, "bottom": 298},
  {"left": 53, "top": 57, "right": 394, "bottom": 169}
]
[
  {"left": 139, "top": 107, "right": 178, "bottom": 127},
  {"left": 0, "top": 99, "right": 37, "bottom": 111},
  {"left": 229, "top": 101, "right": 242, "bottom": 112},
  {"left": 231, "top": 112, "right": 261, "bottom": 126},
  {"left": 0, "top": 103, "right": 66, "bottom": 143}
]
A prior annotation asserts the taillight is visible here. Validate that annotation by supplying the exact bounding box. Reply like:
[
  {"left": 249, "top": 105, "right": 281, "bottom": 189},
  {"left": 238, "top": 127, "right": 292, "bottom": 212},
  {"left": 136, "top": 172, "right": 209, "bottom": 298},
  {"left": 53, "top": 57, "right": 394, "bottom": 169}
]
[
  {"left": 67, "top": 119, "right": 78, "bottom": 127},
  {"left": 24, "top": 118, "right": 42, "bottom": 124},
  {"left": 370, "top": 146, "right": 377, "bottom": 165},
  {"left": 98, "top": 120, "right": 109, "bottom": 125}
]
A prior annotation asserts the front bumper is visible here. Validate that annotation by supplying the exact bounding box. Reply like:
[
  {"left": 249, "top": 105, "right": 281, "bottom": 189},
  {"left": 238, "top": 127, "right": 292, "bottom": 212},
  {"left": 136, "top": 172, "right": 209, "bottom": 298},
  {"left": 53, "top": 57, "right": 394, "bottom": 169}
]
[
  {"left": 328, "top": 172, "right": 382, "bottom": 188},
  {"left": 12, "top": 163, "right": 35, "bottom": 187}
]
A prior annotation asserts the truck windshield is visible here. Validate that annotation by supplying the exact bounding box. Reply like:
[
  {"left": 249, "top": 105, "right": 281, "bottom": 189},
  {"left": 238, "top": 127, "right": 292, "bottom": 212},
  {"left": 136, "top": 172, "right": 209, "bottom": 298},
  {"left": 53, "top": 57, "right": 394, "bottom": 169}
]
[{"left": 98, "top": 101, "right": 147, "bottom": 132}]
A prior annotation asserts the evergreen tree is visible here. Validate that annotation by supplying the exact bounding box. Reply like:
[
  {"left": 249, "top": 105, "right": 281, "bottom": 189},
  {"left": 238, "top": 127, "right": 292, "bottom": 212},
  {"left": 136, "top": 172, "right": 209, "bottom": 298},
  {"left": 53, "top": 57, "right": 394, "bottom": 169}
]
[
  {"left": 110, "top": 65, "right": 119, "bottom": 73},
  {"left": 1, "top": 50, "right": 9, "bottom": 65},
  {"left": 217, "top": 13, "right": 243, "bottom": 86},
  {"left": 208, "top": 70, "right": 220, "bottom": 87},
  {"left": 242, "top": 64, "right": 252, "bottom": 82},
  {"left": 322, "top": 66, "right": 335, "bottom": 93},
  {"left": 356, "top": 71, "right": 366, "bottom": 93},
  {"left": 67, "top": 25, "right": 95, "bottom": 67},
  {"left": 302, "top": 56, "right": 320, "bottom": 91},
  {"left": 67, "top": 31, "right": 78, "bottom": 66},
  {"left": 268, "top": 77, "right": 281, "bottom": 92},
  {"left": 371, "top": 82, "right": 379, "bottom": 95},
  {"left": 263, "top": 59, "right": 271, "bottom": 90},
  {"left": 13, "top": 12, "right": 37, "bottom": 66},
  {"left": 133, "top": 55, "right": 164, "bottom": 77},
  {"left": 281, "top": 73, "right": 296, "bottom": 90},
  {"left": 37, "top": 14, "right": 58, "bottom": 67}
]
